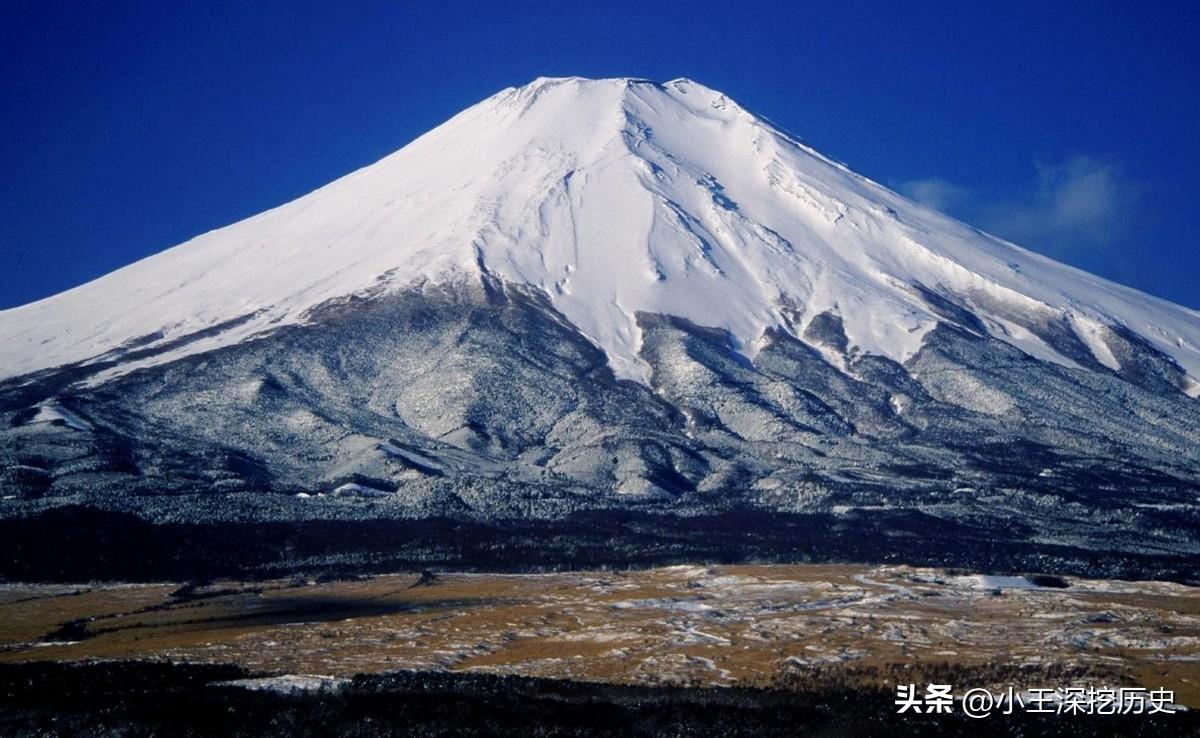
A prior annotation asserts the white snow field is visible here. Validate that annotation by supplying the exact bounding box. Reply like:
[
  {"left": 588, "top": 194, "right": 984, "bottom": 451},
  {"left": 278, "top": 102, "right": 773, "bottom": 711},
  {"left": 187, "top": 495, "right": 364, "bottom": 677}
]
[{"left": 1, "top": 77, "right": 1198, "bottom": 388}]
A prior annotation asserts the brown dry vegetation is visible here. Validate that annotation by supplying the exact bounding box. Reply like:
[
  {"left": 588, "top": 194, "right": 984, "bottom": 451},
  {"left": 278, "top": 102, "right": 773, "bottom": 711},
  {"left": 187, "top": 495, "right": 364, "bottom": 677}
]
[{"left": 1, "top": 564, "right": 1197, "bottom": 706}]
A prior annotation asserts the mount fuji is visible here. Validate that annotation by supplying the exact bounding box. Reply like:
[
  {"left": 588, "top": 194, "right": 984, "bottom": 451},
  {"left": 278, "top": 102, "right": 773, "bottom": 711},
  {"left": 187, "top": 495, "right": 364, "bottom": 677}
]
[{"left": 2, "top": 77, "right": 1198, "bottom": 578}]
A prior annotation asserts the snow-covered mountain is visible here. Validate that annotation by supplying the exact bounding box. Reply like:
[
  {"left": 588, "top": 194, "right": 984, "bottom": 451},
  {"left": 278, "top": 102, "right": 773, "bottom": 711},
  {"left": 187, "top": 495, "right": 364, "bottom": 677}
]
[
  {"left": 1, "top": 78, "right": 1198, "bottom": 574},
  {"left": 3, "top": 76, "right": 1198, "bottom": 390}
]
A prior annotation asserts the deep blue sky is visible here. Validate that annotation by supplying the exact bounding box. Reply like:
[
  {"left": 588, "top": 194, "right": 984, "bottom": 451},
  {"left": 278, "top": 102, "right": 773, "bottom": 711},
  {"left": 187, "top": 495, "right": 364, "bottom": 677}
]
[{"left": 2, "top": 1, "right": 1198, "bottom": 309}]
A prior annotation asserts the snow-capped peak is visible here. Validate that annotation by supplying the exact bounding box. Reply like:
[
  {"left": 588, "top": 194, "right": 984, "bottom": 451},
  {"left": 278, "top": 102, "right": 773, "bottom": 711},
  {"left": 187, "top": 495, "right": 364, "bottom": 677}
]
[{"left": 1, "top": 77, "right": 1198, "bottom": 388}]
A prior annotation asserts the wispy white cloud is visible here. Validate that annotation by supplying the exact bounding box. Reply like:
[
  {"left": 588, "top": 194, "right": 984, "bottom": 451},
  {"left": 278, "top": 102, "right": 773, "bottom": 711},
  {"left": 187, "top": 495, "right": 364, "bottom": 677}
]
[
  {"left": 898, "top": 177, "right": 971, "bottom": 212},
  {"left": 898, "top": 156, "right": 1143, "bottom": 263},
  {"left": 981, "top": 156, "right": 1138, "bottom": 253}
]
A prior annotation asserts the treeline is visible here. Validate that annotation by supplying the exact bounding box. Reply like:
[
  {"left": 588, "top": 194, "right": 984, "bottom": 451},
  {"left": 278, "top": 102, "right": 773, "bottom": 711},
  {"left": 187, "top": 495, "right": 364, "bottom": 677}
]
[
  {"left": 1, "top": 504, "right": 1196, "bottom": 583},
  {"left": 1, "top": 661, "right": 1194, "bottom": 737}
]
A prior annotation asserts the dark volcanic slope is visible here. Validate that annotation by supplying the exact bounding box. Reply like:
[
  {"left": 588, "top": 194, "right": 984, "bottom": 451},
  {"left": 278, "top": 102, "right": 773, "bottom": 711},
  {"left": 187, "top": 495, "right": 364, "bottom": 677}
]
[{"left": 1, "top": 276, "right": 1198, "bottom": 577}]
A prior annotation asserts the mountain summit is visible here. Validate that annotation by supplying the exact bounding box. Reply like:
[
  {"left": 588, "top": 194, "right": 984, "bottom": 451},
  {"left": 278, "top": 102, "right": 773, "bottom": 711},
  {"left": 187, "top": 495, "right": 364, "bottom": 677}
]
[
  {"left": 1, "top": 78, "right": 1198, "bottom": 578},
  {"left": 2, "top": 76, "right": 1198, "bottom": 390}
]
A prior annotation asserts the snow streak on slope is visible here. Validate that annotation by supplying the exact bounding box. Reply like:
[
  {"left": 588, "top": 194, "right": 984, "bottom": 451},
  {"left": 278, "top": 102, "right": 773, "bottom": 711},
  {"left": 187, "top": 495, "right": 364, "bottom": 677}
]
[{"left": 1, "top": 77, "right": 1198, "bottom": 387}]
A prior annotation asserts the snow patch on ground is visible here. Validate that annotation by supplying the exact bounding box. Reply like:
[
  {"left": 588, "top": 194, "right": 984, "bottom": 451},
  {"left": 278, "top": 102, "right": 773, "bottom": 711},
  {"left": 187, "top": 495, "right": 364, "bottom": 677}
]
[
  {"left": 29, "top": 402, "right": 93, "bottom": 431},
  {"left": 612, "top": 598, "right": 714, "bottom": 612},
  {"left": 950, "top": 574, "right": 1042, "bottom": 590},
  {"left": 217, "top": 674, "right": 349, "bottom": 693},
  {"left": 331, "top": 482, "right": 392, "bottom": 498}
]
